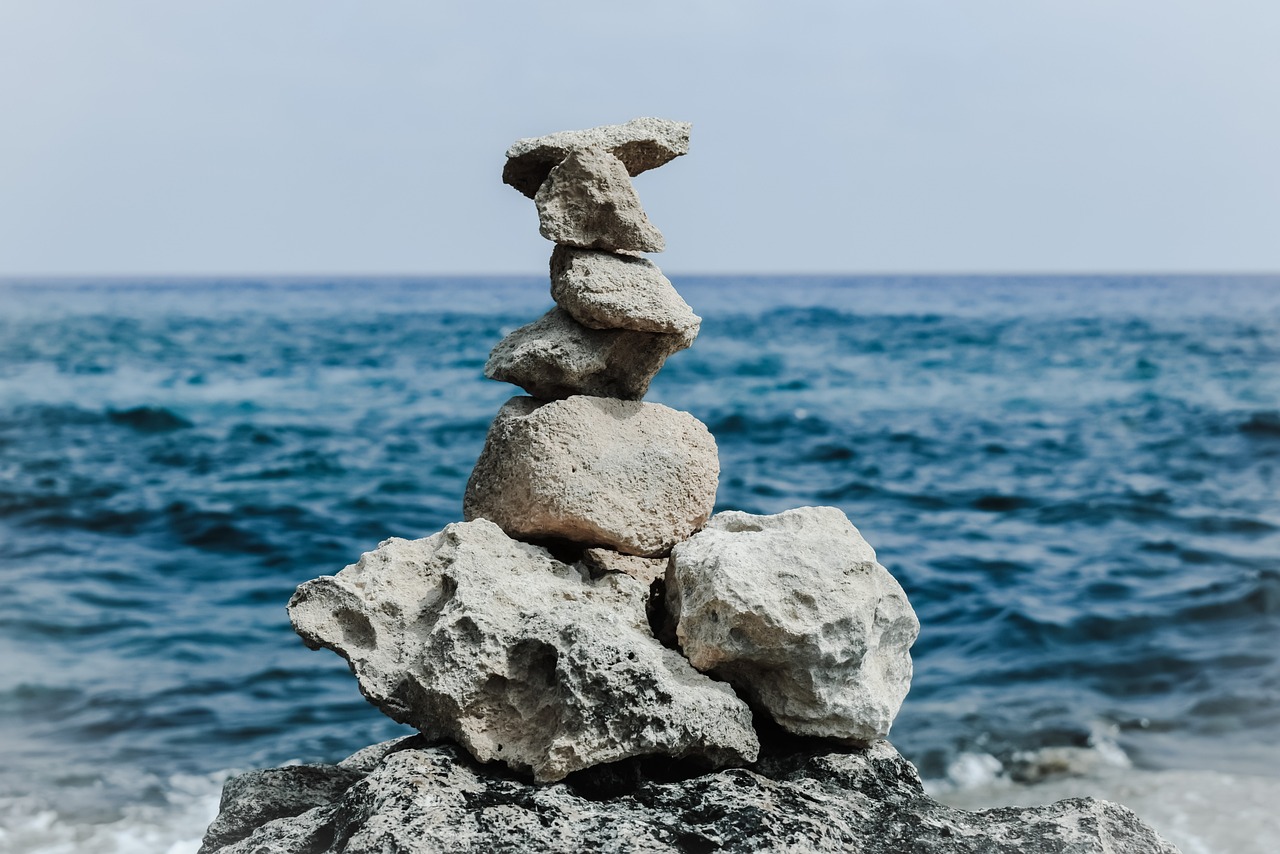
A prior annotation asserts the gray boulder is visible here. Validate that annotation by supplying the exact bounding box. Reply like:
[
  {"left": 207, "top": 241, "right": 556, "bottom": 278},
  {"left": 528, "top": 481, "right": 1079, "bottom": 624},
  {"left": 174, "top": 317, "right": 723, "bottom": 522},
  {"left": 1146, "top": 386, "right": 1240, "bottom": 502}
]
[
  {"left": 551, "top": 246, "right": 700, "bottom": 336},
  {"left": 535, "top": 148, "right": 665, "bottom": 253},
  {"left": 504, "top": 117, "right": 691, "bottom": 198},
  {"left": 201, "top": 739, "right": 1181, "bottom": 854},
  {"left": 287, "top": 520, "right": 758, "bottom": 783},
  {"left": 484, "top": 306, "right": 693, "bottom": 401},
  {"left": 198, "top": 763, "right": 366, "bottom": 854},
  {"left": 668, "top": 507, "right": 920, "bottom": 743},
  {"left": 464, "top": 396, "right": 718, "bottom": 557}
]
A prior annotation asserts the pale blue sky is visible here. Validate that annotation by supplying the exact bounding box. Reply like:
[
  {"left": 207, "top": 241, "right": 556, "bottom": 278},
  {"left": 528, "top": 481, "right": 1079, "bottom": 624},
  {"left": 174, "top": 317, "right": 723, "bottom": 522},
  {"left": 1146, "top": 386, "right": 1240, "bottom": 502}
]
[{"left": 1, "top": 1, "right": 1277, "bottom": 275}]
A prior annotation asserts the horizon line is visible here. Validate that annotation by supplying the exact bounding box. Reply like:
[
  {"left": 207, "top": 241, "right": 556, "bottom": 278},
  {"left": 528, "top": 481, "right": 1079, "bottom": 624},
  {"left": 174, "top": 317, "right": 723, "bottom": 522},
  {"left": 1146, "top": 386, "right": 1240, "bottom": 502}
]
[{"left": 3, "top": 270, "right": 1280, "bottom": 283}]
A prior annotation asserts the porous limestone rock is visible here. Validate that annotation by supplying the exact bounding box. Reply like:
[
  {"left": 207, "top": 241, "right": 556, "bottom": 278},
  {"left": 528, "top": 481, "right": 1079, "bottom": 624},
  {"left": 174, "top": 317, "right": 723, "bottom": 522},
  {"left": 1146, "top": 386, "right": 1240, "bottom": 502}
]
[
  {"left": 550, "top": 246, "right": 700, "bottom": 336},
  {"left": 484, "top": 307, "right": 693, "bottom": 401},
  {"left": 504, "top": 117, "right": 691, "bottom": 198},
  {"left": 535, "top": 148, "right": 665, "bottom": 253},
  {"left": 201, "top": 738, "right": 1182, "bottom": 854},
  {"left": 287, "top": 520, "right": 757, "bottom": 783},
  {"left": 580, "top": 546, "right": 668, "bottom": 586},
  {"left": 668, "top": 506, "right": 920, "bottom": 742},
  {"left": 464, "top": 396, "right": 718, "bottom": 557}
]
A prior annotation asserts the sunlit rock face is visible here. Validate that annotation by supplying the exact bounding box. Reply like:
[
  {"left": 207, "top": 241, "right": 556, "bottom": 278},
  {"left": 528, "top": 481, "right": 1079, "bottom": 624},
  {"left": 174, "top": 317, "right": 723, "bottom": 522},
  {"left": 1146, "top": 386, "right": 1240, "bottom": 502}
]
[{"left": 668, "top": 506, "right": 920, "bottom": 742}]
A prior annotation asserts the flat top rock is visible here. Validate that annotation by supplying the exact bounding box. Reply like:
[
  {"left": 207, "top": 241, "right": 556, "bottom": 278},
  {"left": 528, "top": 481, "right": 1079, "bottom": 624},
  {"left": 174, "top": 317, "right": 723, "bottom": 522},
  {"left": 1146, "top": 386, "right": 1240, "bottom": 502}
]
[{"left": 504, "top": 117, "right": 691, "bottom": 198}]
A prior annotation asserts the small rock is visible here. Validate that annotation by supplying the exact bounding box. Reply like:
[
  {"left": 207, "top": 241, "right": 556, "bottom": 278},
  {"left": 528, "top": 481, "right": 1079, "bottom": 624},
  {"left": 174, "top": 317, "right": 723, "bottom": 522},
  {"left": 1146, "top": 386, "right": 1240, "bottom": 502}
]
[
  {"left": 668, "top": 506, "right": 920, "bottom": 742},
  {"left": 579, "top": 547, "right": 668, "bottom": 586},
  {"left": 504, "top": 117, "right": 691, "bottom": 198},
  {"left": 551, "top": 246, "right": 700, "bottom": 336},
  {"left": 201, "top": 740, "right": 1182, "bottom": 854},
  {"left": 464, "top": 396, "right": 718, "bottom": 557},
  {"left": 535, "top": 148, "right": 665, "bottom": 253},
  {"left": 484, "top": 307, "right": 692, "bottom": 401},
  {"left": 287, "top": 519, "right": 758, "bottom": 783}
]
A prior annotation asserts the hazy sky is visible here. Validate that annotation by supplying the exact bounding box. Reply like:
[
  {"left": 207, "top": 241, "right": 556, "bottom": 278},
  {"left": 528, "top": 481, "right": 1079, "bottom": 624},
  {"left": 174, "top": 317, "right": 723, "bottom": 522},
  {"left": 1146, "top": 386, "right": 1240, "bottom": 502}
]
[{"left": 2, "top": 1, "right": 1277, "bottom": 275}]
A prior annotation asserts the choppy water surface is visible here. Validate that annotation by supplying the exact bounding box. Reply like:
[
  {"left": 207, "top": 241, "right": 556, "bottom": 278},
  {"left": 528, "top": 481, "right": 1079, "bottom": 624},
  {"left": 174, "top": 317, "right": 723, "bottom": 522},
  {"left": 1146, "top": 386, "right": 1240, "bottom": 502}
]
[{"left": 1, "top": 275, "right": 1278, "bottom": 848}]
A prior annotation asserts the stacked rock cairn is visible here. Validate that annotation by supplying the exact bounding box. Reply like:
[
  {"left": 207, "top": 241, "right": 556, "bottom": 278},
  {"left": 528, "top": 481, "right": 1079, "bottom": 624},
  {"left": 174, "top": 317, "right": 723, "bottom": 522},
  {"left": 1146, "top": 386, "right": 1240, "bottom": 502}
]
[{"left": 287, "top": 118, "right": 921, "bottom": 783}]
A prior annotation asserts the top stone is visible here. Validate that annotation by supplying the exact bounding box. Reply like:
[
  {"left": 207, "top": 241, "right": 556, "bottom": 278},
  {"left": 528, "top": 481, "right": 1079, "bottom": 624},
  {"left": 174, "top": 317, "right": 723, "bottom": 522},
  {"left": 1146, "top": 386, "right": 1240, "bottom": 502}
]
[{"left": 504, "top": 117, "right": 692, "bottom": 198}]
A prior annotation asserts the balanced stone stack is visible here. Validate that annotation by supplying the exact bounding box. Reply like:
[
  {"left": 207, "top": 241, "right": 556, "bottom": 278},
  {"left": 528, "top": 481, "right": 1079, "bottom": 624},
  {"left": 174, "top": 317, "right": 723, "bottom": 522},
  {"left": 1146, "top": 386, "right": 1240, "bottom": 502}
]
[
  {"left": 467, "top": 119, "right": 712, "bottom": 557},
  {"left": 200, "top": 120, "right": 1180, "bottom": 854}
]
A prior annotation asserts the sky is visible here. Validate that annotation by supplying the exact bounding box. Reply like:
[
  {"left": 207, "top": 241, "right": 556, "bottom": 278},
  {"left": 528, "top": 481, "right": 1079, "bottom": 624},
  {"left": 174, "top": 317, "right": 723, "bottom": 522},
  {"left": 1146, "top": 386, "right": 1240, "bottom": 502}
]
[{"left": 1, "top": 1, "right": 1278, "bottom": 276}]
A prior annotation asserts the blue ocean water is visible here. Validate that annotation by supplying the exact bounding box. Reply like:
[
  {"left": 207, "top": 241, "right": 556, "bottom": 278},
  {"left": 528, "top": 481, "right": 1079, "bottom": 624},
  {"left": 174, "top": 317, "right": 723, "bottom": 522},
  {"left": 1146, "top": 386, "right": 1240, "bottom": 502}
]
[{"left": 1, "top": 275, "right": 1278, "bottom": 847}]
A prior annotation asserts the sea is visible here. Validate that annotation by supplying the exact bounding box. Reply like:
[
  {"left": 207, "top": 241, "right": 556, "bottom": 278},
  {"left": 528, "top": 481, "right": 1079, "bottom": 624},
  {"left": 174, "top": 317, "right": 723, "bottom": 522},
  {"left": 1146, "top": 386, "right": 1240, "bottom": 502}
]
[{"left": 1, "top": 275, "right": 1277, "bottom": 854}]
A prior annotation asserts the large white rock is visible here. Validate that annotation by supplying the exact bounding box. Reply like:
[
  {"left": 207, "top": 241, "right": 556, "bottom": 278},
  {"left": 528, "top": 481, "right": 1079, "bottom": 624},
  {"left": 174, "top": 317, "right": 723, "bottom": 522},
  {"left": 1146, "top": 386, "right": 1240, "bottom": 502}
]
[
  {"left": 504, "top": 117, "right": 691, "bottom": 198},
  {"left": 464, "top": 396, "right": 719, "bottom": 557},
  {"left": 667, "top": 506, "right": 920, "bottom": 743},
  {"left": 484, "top": 307, "right": 693, "bottom": 401},
  {"left": 550, "top": 246, "right": 700, "bottom": 336},
  {"left": 535, "top": 148, "right": 665, "bottom": 253},
  {"left": 288, "top": 520, "right": 758, "bottom": 783}
]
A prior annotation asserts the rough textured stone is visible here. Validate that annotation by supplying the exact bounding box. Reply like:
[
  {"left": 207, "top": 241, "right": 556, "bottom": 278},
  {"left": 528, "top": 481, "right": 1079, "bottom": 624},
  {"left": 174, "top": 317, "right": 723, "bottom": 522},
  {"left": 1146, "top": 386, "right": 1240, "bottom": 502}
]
[
  {"left": 484, "top": 307, "right": 693, "bottom": 401},
  {"left": 550, "top": 246, "right": 700, "bottom": 336},
  {"left": 535, "top": 147, "right": 665, "bottom": 253},
  {"left": 198, "top": 764, "right": 367, "bottom": 854},
  {"left": 288, "top": 520, "right": 757, "bottom": 783},
  {"left": 668, "top": 507, "right": 920, "bottom": 742},
  {"left": 580, "top": 546, "right": 668, "bottom": 586},
  {"left": 202, "top": 739, "right": 1182, "bottom": 854},
  {"left": 504, "top": 117, "right": 691, "bottom": 198},
  {"left": 464, "top": 396, "right": 718, "bottom": 557}
]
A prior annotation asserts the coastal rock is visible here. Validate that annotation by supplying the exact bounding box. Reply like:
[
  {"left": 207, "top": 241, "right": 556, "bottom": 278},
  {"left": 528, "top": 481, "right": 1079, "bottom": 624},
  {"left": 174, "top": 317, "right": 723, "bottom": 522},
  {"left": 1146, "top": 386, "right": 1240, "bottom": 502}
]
[
  {"left": 287, "top": 520, "right": 758, "bottom": 783},
  {"left": 668, "top": 507, "right": 920, "bottom": 742},
  {"left": 198, "top": 764, "right": 366, "bottom": 854},
  {"left": 580, "top": 546, "right": 668, "bottom": 586},
  {"left": 201, "top": 739, "right": 1182, "bottom": 854},
  {"left": 535, "top": 148, "right": 665, "bottom": 253},
  {"left": 551, "top": 246, "right": 700, "bottom": 336},
  {"left": 464, "top": 396, "right": 718, "bottom": 557},
  {"left": 484, "top": 307, "right": 693, "bottom": 401},
  {"left": 504, "top": 117, "right": 691, "bottom": 198}
]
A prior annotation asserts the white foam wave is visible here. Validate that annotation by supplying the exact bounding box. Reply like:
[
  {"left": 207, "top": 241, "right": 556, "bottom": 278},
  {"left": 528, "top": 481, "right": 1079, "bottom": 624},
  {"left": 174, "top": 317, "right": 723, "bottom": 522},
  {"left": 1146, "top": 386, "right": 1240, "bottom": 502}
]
[{"left": 0, "top": 770, "right": 227, "bottom": 854}]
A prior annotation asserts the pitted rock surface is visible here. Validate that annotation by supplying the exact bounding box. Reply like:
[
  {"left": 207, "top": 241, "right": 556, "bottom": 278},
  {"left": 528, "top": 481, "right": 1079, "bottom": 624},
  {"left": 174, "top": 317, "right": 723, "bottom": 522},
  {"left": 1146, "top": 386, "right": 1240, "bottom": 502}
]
[
  {"left": 464, "top": 396, "right": 718, "bottom": 557},
  {"left": 484, "top": 306, "right": 693, "bottom": 401},
  {"left": 580, "top": 547, "right": 669, "bottom": 586},
  {"left": 535, "top": 148, "right": 665, "bottom": 253},
  {"left": 504, "top": 117, "right": 691, "bottom": 198},
  {"left": 668, "top": 507, "right": 920, "bottom": 742},
  {"left": 287, "top": 520, "right": 757, "bottom": 782},
  {"left": 201, "top": 739, "right": 1181, "bottom": 854},
  {"left": 550, "top": 246, "right": 700, "bottom": 336}
]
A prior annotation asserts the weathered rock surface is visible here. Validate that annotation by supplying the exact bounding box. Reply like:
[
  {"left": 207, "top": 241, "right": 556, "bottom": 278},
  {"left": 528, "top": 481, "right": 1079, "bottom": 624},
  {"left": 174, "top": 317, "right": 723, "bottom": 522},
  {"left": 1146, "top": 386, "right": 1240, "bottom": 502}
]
[
  {"left": 464, "top": 396, "right": 718, "bottom": 557},
  {"left": 550, "top": 246, "right": 700, "bottom": 336},
  {"left": 202, "top": 738, "right": 1182, "bottom": 854},
  {"left": 580, "top": 546, "right": 668, "bottom": 586},
  {"left": 504, "top": 117, "right": 692, "bottom": 199},
  {"left": 287, "top": 520, "right": 758, "bottom": 782},
  {"left": 668, "top": 507, "right": 920, "bottom": 742},
  {"left": 535, "top": 148, "right": 665, "bottom": 252},
  {"left": 484, "top": 307, "right": 693, "bottom": 401},
  {"left": 198, "top": 764, "right": 366, "bottom": 854}
]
